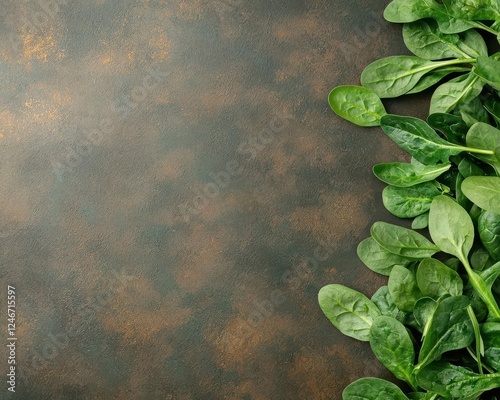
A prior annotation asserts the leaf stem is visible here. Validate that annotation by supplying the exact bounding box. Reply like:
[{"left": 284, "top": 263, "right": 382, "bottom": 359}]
[
  {"left": 470, "top": 21, "right": 499, "bottom": 36},
  {"left": 453, "top": 146, "right": 495, "bottom": 156},
  {"left": 467, "top": 305, "right": 483, "bottom": 374}
]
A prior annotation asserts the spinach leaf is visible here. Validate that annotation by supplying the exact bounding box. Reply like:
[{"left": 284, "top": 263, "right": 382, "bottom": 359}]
[
  {"left": 462, "top": 176, "right": 500, "bottom": 214},
  {"left": 474, "top": 55, "right": 500, "bottom": 91},
  {"left": 403, "top": 20, "right": 468, "bottom": 60},
  {"left": 343, "top": 377, "right": 410, "bottom": 400},
  {"left": 406, "top": 66, "right": 471, "bottom": 94},
  {"left": 371, "top": 221, "right": 440, "bottom": 258},
  {"left": 416, "top": 296, "right": 474, "bottom": 371},
  {"left": 413, "top": 297, "right": 437, "bottom": 337},
  {"left": 371, "top": 286, "right": 399, "bottom": 318},
  {"left": 357, "top": 237, "right": 413, "bottom": 276},
  {"left": 484, "top": 95, "right": 500, "bottom": 125},
  {"left": 403, "top": 20, "right": 486, "bottom": 60},
  {"left": 427, "top": 112, "right": 468, "bottom": 145},
  {"left": 441, "top": 0, "right": 500, "bottom": 21},
  {"left": 482, "top": 322, "right": 500, "bottom": 372},
  {"left": 458, "top": 156, "right": 486, "bottom": 178},
  {"left": 479, "top": 211, "right": 500, "bottom": 261},
  {"left": 457, "top": 97, "right": 491, "bottom": 126},
  {"left": 430, "top": 73, "right": 484, "bottom": 114},
  {"left": 328, "top": 86, "right": 387, "bottom": 127},
  {"left": 417, "top": 257, "right": 463, "bottom": 298},
  {"left": 318, "top": 284, "right": 381, "bottom": 341},
  {"left": 465, "top": 122, "right": 500, "bottom": 174},
  {"left": 361, "top": 57, "right": 473, "bottom": 98},
  {"left": 382, "top": 182, "right": 442, "bottom": 218},
  {"left": 369, "top": 316, "right": 417, "bottom": 389},
  {"left": 412, "top": 212, "right": 429, "bottom": 230},
  {"left": 381, "top": 115, "right": 464, "bottom": 164},
  {"left": 417, "top": 361, "right": 500, "bottom": 398},
  {"left": 389, "top": 265, "right": 424, "bottom": 312},
  {"left": 373, "top": 162, "right": 451, "bottom": 187},
  {"left": 429, "top": 195, "right": 474, "bottom": 262}
]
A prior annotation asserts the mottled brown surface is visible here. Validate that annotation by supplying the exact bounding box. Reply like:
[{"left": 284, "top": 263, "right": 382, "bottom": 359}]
[{"left": 0, "top": 0, "right": 429, "bottom": 399}]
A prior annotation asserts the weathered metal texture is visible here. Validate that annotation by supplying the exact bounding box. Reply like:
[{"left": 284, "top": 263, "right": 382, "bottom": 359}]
[{"left": 0, "top": 0, "right": 429, "bottom": 398}]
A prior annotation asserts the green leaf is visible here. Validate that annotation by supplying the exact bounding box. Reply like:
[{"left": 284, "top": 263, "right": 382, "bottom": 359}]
[
  {"left": 381, "top": 114, "right": 464, "bottom": 164},
  {"left": 343, "top": 377, "right": 410, "bottom": 400},
  {"left": 484, "top": 95, "right": 500, "bottom": 125},
  {"left": 413, "top": 297, "right": 438, "bottom": 336},
  {"left": 416, "top": 258, "right": 464, "bottom": 298},
  {"left": 462, "top": 176, "right": 500, "bottom": 214},
  {"left": 465, "top": 122, "right": 500, "bottom": 174},
  {"left": 373, "top": 162, "right": 451, "bottom": 187},
  {"left": 389, "top": 265, "right": 424, "bottom": 312},
  {"left": 370, "top": 316, "right": 416, "bottom": 388},
  {"left": 417, "top": 361, "right": 500, "bottom": 398},
  {"left": 458, "top": 156, "right": 486, "bottom": 178},
  {"left": 371, "top": 286, "right": 399, "bottom": 318},
  {"left": 403, "top": 20, "right": 486, "bottom": 60},
  {"left": 318, "top": 284, "right": 381, "bottom": 341},
  {"left": 412, "top": 212, "right": 429, "bottom": 229},
  {"left": 406, "top": 66, "right": 471, "bottom": 94},
  {"left": 441, "top": 0, "right": 500, "bottom": 21},
  {"left": 357, "top": 237, "right": 414, "bottom": 276},
  {"left": 417, "top": 296, "right": 474, "bottom": 370},
  {"left": 429, "top": 195, "right": 475, "bottom": 261},
  {"left": 472, "top": 56, "right": 500, "bottom": 90},
  {"left": 427, "top": 112, "right": 468, "bottom": 145},
  {"left": 328, "top": 86, "right": 387, "bottom": 127},
  {"left": 482, "top": 322, "right": 500, "bottom": 371},
  {"left": 371, "top": 221, "right": 440, "bottom": 259},
  {"left": 430, "top": 73, "right": 484, "bottom": 114},
  {"left": 479, "top": 211, "right": 500, "bottom": 261},
  {"left": 382, "top": 182, "right": 442, "bottom": 218}
]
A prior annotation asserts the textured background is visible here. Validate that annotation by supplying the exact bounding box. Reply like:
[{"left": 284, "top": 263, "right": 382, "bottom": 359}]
[{"left": 0, "top": 0, "right": 429, "bottom": 399}]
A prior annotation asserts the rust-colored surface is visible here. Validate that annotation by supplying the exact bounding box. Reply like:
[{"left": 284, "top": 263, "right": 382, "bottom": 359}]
[{"left": 0, "top": 0, "right": 428, "bottom": 399}]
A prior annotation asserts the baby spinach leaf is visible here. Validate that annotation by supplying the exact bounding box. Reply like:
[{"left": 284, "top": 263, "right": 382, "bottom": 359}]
[
  {"left": 373, "top": 162, "right": 451, "bottom": 187},
  {"left": 369, "top": 316, "right": 417, "bottom": 389},
  {"left": 318, "top": 284, "right": 381, "bottom": 341},
  {"left": 480, "top": 261, "right": 500, "bottom": 289},
  {"left": 361, "top": 56, "right": 437, "bottom": 98},
  {"left": 416, "top": 257, "right": 463, "bottom": 298},
  {"left": 371, "top": 221, "right": 440, "bottom": 259},
  {"left": 462, "top": 176, "right": 500, "bottom": 214},
  {"left": 406, "top": 66, "right": 471, "bottom": 94},
  {"left": 389, "top": 265, "right": 424, "bottom": 312},
  {"left": 413, "top": 297, "right": 438, "bottom": 337},
  {"left": 417, "top": 361, "right": 500, "bottom": 398},
  {"left": 479, "top": 211, "right": 500, "bottom": 261},
  {"left": 416, "top": 296, "right": 474, "bottom": 370},
  {"left": 474, "top": 55, "right": 500, "bottom": 91},
  {"left": 427, "top": 112, "right": 468, "bottom": 145},
  {"left": 371, "top": 286, "right": 399, "bottom": 318},
  {"left": 441, "top": 0, "right": 500, "bottom": 21},
  {"left": 458, "top": 156, "right": 486, "bottom": 178},
  {"left": 457, "top": 97, "right": 491, "bottom": 126},
  {"left": 484, "top": 95, "right": 500, "bottom": 125},
  {"left": 430, "top": 73, "right": 484, "bottom": 114},
  {"left": 357, "top": 237, "right": 414, "bottom": 276},
  {"left": 343, "top": 377, "right": 410, "bottom": 400},
  {"left": 471, "top": 246, "right": 494, "bottom": 271},
  {"left": 403, "top": 20, "right": 467, "bottom": 60},
  {"left": 382, "top": 182, "right": 442, "bottom": 218},
  {"left": 465, "top": 122, "right": 500, "bottom": 174},
  {"left": 482, "top": 321, "right": 500, "bottom": 372},
  {"left": 328, "top": 86, "right": 387, "bottom": 127},
  {"left": 429, "top": 195, "right": 475, "bottom": 262},
  {"left": 380, "top": 115, "right": 465, "bottom": 164},
  {"left": 412, "top": 212, "right": 429, "bottom": 229}
]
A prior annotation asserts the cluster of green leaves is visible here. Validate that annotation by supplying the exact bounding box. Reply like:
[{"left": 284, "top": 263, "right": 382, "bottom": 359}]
[{"left": 321, "top": 1, "right": 500, "bottom": 399}]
